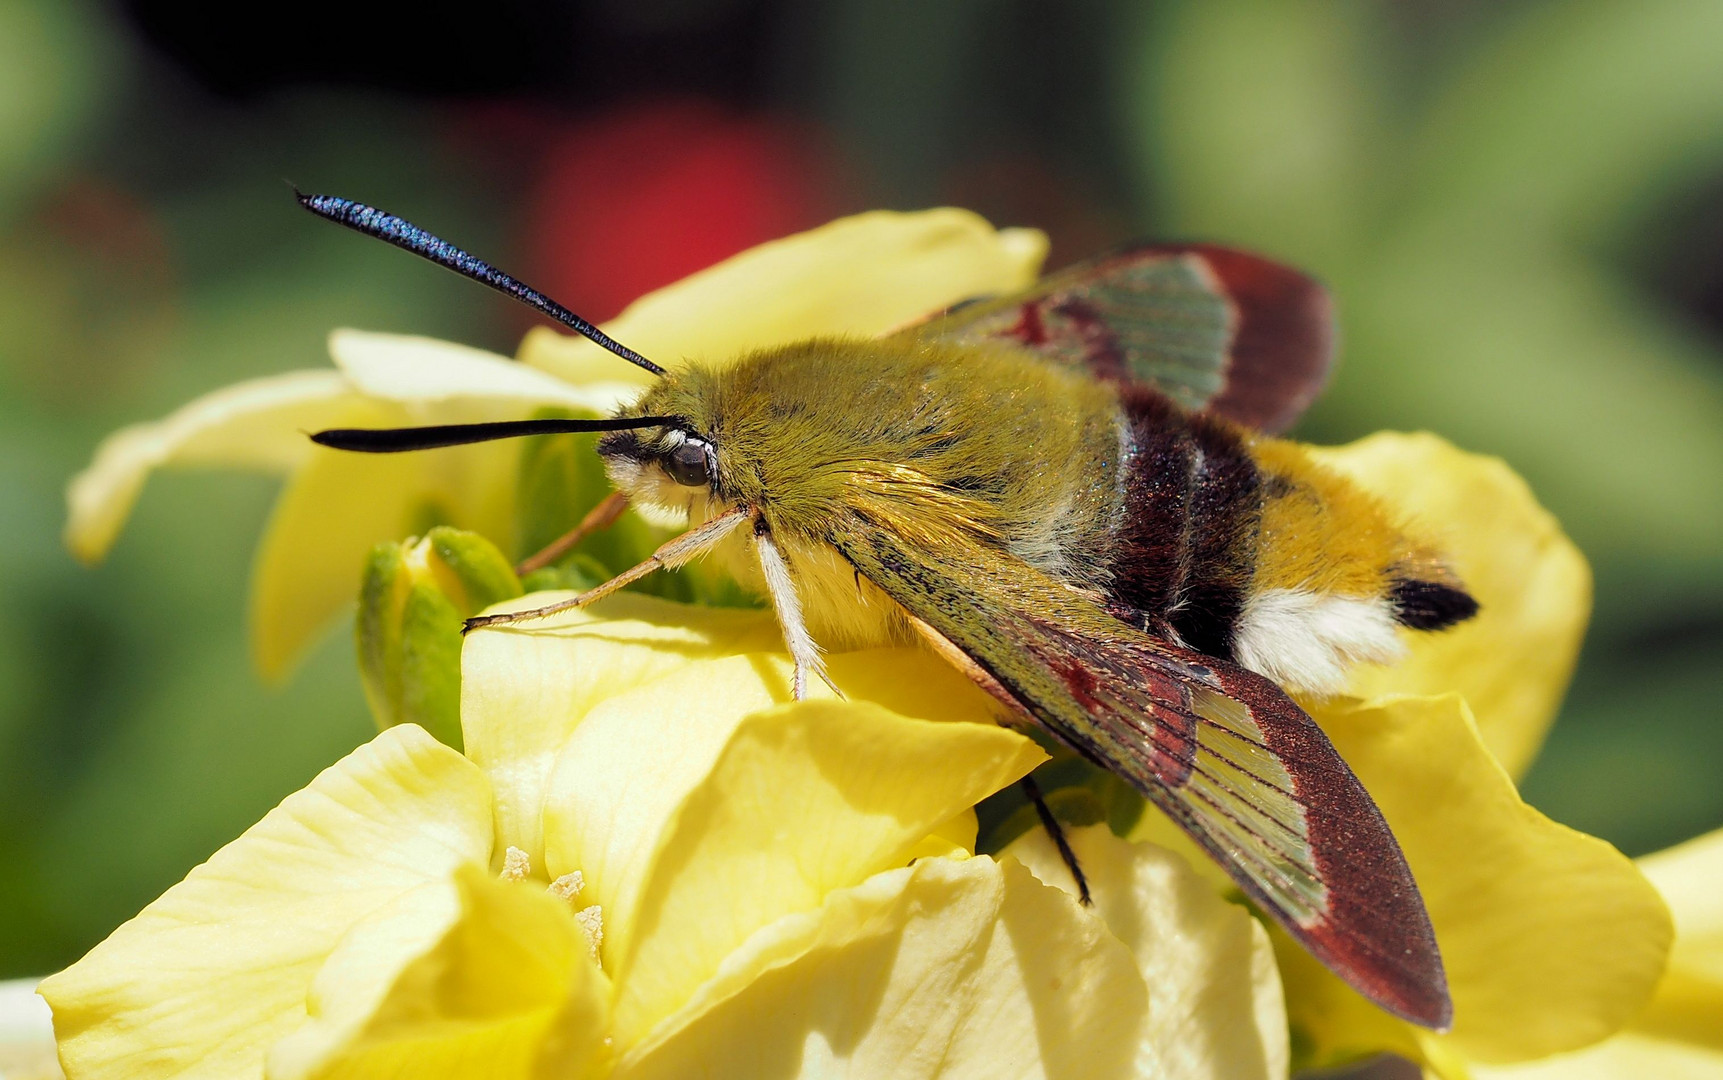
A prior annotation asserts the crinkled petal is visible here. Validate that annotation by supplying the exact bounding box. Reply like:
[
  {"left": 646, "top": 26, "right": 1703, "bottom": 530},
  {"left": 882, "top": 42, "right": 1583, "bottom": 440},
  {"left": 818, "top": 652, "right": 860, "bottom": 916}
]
[
  {"left": 460, "top": 594, "right": 783, "bottom": 866},
  {"left": 251, "top": 400, "right": 520, "bottom": 679},
  {"left": 519, "top": 209, "right": 1048, "bottom": 385},
  {"left": 1273, "top": 694, "right": 1672, "bottom": 1069},
  {"left": 39, "top": 725, "right": 493, "bottom": 1080},
  {"left": 1007, "top": 826, "right": 1288, "bottom": 1080},
  {"left": 328, "top": 329, "right": 633, "bottom": 414},
  {"left": 64, "top": 369, "right": 357, "bottom": 564},
  {"left": 1311, "top": 432, "right": 1591, "bottom": 778},
  {"left": 584, "top": 697, "right": 1044, "bottom": 1047},
  {"left": 267, "top": 865, "right": 610, "bottom": 1080},
  {"left": 619, "top": 856, "right": 1146, "bottom": 1080}
]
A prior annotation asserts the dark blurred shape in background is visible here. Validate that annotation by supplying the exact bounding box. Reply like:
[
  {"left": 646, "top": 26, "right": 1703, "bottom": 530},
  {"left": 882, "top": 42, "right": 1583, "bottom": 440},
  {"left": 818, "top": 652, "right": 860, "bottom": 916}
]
[{"left": 1, "top": 0, "right": 1719, "bottom": 1012}]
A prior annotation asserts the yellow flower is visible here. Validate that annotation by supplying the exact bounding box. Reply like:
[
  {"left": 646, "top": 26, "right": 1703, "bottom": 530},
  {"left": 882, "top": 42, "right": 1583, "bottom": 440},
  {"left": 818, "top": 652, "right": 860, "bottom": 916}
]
[
  {"left": 39, "top": 606, "right": 1289, "bottom": 1079},
  {"left": 64, "top": 212, "right": 1047, "bottom": 680}
]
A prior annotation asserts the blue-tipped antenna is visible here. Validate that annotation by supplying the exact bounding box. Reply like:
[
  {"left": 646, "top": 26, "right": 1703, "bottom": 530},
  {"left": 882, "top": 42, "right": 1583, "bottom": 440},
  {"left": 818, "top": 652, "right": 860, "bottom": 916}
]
[{"left": 295, "top": 191, "right": 665, "bottom": 376}]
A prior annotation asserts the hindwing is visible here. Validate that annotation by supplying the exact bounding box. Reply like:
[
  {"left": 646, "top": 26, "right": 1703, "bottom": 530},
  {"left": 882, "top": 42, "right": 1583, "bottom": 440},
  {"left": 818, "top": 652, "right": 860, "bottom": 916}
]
[
  {"left": 897, "top": 244, "right": 1334, "bottom": 433},
  {"left": 827, "top": 511, "right": 1450, "bottom": 1029}
]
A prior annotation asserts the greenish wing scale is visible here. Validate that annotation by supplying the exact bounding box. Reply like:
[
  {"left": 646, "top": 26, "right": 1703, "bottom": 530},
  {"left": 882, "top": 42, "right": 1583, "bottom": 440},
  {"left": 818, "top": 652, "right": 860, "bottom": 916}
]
[
  {"left": 827, "top": 513, "right": 1450, "bottom": 1029},
  {"left": 898, "top": 244, "right": 1335, "bottom": 434}
]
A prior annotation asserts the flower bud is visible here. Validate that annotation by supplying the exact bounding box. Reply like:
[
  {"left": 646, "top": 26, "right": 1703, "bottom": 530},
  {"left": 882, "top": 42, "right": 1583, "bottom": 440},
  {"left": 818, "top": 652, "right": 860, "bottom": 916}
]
[{"left": 356, "top": 527, "right": 521, "bottom": 749}]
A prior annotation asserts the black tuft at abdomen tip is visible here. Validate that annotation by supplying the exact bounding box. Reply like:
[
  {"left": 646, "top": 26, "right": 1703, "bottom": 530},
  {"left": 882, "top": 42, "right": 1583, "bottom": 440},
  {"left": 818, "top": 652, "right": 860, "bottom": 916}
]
[{"left": 1390, "top": 578, "right": 1480, "bottom": 630}]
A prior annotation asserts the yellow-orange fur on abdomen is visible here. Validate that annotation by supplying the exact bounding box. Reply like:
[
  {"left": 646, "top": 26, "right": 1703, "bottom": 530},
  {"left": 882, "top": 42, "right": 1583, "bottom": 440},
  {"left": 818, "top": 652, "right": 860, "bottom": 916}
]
[{"left": 1234, "top": 439, "right": 1463, "bottom": 694}]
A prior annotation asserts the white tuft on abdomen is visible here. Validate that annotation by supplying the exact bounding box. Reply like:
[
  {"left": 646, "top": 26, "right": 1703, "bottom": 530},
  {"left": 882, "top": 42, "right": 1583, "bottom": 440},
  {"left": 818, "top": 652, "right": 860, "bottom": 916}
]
[{"left": 1232, "top": 588, "right": 1406, "bottom": 697}]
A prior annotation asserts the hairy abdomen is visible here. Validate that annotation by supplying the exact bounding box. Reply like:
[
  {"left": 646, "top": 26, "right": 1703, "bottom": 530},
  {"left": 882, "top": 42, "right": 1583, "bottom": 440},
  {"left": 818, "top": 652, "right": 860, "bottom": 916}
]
[{"left": 1103, "top": 388, "right": 1469, "bottom": 696}]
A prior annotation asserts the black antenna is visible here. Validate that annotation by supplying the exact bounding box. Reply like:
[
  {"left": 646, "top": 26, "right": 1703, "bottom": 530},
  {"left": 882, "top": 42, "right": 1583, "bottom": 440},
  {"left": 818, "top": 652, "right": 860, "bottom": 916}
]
[
  {"left": 311, "top": 415, "right": 679, "bottom": 454},
  {"left": 295, "top": 191, "right": 666, "bottom": 377}
]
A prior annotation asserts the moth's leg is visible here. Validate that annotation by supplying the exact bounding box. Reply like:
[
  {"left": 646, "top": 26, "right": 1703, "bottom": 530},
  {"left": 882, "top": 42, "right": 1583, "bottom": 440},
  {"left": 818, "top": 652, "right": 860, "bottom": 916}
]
[
  {"left": 753, "top": 522, "right": 834, "bottom": 701},
  {"left": 1021, "top": 774, "right": 1093, "bottom": 906},
  {"left": 516, "top": 491, "right": 630, "bottom": 575},
  {"left": 464, "top": 505, "right": 751, "bottom": 633}
]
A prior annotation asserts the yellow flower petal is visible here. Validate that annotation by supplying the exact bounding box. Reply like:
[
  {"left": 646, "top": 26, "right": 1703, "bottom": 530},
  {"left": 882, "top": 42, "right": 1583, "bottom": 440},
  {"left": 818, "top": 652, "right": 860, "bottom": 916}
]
[
  {"left": 328, "top": 329, "right": 627, "bottom": 413},
  {"left": 460, "top": 594, "right": 783, "bottom": 866},
  {"left": 39, "top": 725, "right": 493, "bottom": 1080},
  {"left": 519, "top": 209, "right": 1048, "bottom": 385},
  {"left": 1470, "top": 1035, "right": 1723, "bottom": 1080},
  {"left": 64, "top": 369, "right": 356, "bottom": 564},
  {"left": 1311, "top": 433, "right": 1592, "bottom": 778},
  {"left": 251, "top": 401, "right": 521, "bottom": 679},
  {"left": 281, "top": 882, "right": 464, "bottom": 1053},
  {"left": 1275, "top": 694, "right": 1671, "bottom": 1069},
  {"left": 1471, "top": 827, "right": 1723, "bottom": 1079},
  {"left": 1006, "top": 825, "right": 1289, "bottom": 1080},
  {"left": 619, "top": 856, "right": 1147, "bottom": 1079},
  {"left": 900, "top": 809, "right": 981, "bottom": 863},
  {"left": 593, "top": 698, "right": 1045, "bottom": 1046},
  {"left": 1643, "top": 827, "right": 1723, "bottom": 994},
  {"left": 267, "top": 865, "right": 610, "bottom": 1080},
  {"left": 538, "top": 652, "right": 802, "bottom": 960}
]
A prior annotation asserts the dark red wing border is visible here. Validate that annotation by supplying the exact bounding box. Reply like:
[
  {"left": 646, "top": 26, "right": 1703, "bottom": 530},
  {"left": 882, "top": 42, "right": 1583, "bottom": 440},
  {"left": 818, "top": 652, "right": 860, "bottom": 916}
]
[{"left": 1203, "top": 657, "right": 1451, "bottom": 1029}]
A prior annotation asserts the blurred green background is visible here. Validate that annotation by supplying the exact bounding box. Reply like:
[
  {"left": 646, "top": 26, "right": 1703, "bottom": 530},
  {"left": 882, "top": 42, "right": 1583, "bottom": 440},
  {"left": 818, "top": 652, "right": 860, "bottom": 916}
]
[{"left": 2, "top": 0, "right": 1720, "bottom": 981}]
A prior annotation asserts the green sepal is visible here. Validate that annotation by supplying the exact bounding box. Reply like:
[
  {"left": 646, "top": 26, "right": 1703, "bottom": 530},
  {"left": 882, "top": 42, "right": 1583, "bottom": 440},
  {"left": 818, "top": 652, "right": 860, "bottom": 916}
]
[
  {"left": 355, "top": 527, "right": 523, "bottom": 750},
  {"left": 426, "top": 527, "right": 521, "bottom": 611},
  {"left": 392, "top": 585, "right": 465, "bottom": 750}
]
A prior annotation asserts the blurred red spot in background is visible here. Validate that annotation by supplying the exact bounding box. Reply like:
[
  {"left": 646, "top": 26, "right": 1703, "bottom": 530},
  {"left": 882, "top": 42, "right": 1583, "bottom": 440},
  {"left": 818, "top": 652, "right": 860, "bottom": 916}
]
[{"left": 523, "top": 99, "right": 843, "bottom": 322}]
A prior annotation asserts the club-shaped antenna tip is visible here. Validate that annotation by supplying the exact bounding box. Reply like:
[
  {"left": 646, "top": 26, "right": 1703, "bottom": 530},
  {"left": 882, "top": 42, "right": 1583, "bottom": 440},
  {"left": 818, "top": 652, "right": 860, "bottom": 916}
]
[{"left": 290, "top": 190, "right": 665, "bottom": 377}]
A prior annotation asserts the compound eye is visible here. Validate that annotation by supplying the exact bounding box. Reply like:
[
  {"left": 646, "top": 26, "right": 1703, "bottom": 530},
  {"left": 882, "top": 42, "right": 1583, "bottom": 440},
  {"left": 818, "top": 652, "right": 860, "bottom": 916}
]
[{"left": 664, "top": 438, "right": 712, "bottom": 487}]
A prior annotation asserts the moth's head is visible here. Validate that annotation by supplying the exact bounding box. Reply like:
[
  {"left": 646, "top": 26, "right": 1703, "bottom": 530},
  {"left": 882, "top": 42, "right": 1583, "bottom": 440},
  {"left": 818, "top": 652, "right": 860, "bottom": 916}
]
[
  {"left": 595, "top": 345, "right": 872, "bottom": 531},
  {"left": 596, "top": 366, "right": 736, "bottom": 527}
]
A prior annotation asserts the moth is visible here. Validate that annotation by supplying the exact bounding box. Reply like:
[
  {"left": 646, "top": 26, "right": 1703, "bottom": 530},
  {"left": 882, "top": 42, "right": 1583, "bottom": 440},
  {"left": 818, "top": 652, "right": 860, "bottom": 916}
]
[{"left": 301, "top": 192, "right": 1478, "bottom": 1030}]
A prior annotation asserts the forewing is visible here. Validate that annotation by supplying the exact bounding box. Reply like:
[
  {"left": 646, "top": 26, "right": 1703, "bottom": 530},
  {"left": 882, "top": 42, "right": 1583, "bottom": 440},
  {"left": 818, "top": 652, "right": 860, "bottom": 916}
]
[
  {"left": 897, "top": 244, "right": 1334, "bottom": 434},
  {"left": 828, "top": 514, "right": 1450, "bottom": 1029}
]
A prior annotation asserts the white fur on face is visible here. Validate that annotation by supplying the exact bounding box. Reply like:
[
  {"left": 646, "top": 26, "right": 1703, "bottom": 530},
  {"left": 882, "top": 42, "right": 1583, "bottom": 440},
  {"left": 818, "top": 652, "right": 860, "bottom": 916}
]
[
  {"left": 1233, "top": 588, "right": 1406, "bottom": 697},
  {"left": 601, "top": 455, "right": 706, "bottom": 528}
]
